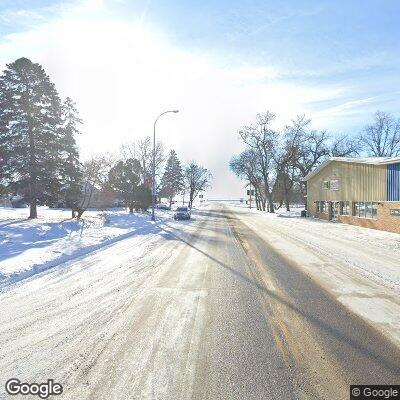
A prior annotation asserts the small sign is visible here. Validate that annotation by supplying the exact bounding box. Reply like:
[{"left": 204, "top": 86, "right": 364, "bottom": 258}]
[
  {"left": 199, "top": 194, "right": 203, "bottom": 199},
  {"left": 322, "top": 181, "right": 330, "bottom": 189},
  {"left": 390, "top": 209, "right": 400, "bottom": 216},
  {"left": 330, "top": 179, "right": 339, "bottom": 191}
]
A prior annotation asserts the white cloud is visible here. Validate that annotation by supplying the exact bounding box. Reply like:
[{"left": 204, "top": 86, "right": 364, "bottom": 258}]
[{"left": 0, "top": 0, "right": 348, "bottom": 197}]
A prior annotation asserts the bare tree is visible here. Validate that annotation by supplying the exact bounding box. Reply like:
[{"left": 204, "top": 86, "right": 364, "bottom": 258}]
[
  {"left": 285, "top": 115, "right": 331, "bottom": 206},
  {"left": 230, "top": 149, "right": 266, "bottom": 210},
  {"left": 361, "top": 111, "right": 400, "bottom": 157},
  {"left": 184, "top": 162, "right": 212, "bottom": 208},
  {"left": 238, "top": 111, "right": 278, "bottom": 212},
  {"left": 273, "top": 148, "right": 298, "bottom": 211},
  {"left": 74, "top": 154, "right": 115, "bottom": 218},
  {"left": 232, "top": 113, "right": 362, "bottom": 211},
  {"left": 330, "top": 134, "right": 359, "bottom": 157},
  {"left": 121, "top": 137, "right": 165, "bottom": 189}
]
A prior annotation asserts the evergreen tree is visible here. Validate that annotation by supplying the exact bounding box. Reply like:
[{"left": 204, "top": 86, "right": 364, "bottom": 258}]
[
  {"left": 107, "top": 158, "right": 142, "bottom": 213},
  {"left": 0, "top": 57, "right": 65, "bottom": 218},
  {"left": 160, "top": 150, "right": 184, "bottom": 208},
  {"left": 133, "top": 184, "right": 152, "bottom": 211},
  {"left": 58, "top": 97, "right": 83, "bottom": 213}
]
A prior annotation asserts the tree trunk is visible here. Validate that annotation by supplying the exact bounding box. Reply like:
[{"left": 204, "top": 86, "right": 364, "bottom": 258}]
[
  {"left": 169, "top": 196, "right": 173, "bottom": 209},
  {"left": 77, "top": 208, "right": 85, "bottom": 219},
  {"left": 25, "top": 80, "right": 38, "bottom": 219},
  {"left": 284, "top": 187, "right": 290, "bottom": 211},
  {"left": 283, "top": 173, "right": 293, "bottom": 212},
  {"left": 189, "top": 189, "right": 194, "bottom": 208},
  {"left": 267, "top": 193, "right": 275, "bottom": 213},
  {"left": 29, "top": 198, "right": 37, "bottom": 219},
  {"left": 261, "top": 170, "right": 273, "bottom": 213},
  {"left": 255, "top": 189, "right": 262, "bottom": 210},
  {"left": 255, "top": 190, "right": 260, "bottom": 210},
  {"left": 261, "top": 198, "right": 266, "bottom": 211},
  {"left": 28, "top": 124, "right": 37, "bottom": 219},
  {"left": 129, "top": 204, "right": 134, "bottom": 214}
]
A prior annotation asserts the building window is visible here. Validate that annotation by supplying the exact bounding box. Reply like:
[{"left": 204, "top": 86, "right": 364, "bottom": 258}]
[
  {"left": 365, "top": 202, "right": 372, "bottom": 219},
  {"left": 372, "top": 202, "right": 378, "bottom": 219},
  {"left": 359, "top": 202, "right": 365, "bottom": 218},
  {"left": 316, "top": 201, "right": 326, "bottom": 213},
  {"left": 354, "top": 202, "right": 359, "bottom": 217},
  {"left": 340, "top": 201, "right": 350, "bottom": 216},
  {"left": 353, "top": 202, "right": 379, "bottom": 219},
  {"left": 366, "top": 202, "right": 378, "bottom": 219}
]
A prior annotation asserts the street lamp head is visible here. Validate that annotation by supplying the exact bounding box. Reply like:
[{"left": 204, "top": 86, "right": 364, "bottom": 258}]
[{"left": 172, "top": 110, "right": 179, "bottom": 113}]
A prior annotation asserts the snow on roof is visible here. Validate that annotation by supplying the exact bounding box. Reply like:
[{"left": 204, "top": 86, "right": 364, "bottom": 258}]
[{"left": 303, "top": 156, "right": 400, "bottom": 181}]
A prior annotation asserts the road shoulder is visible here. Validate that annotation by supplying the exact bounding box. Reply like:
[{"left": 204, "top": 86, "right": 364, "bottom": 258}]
[{"left": 227, "top": 205, "right": 400, "bottom": 348}]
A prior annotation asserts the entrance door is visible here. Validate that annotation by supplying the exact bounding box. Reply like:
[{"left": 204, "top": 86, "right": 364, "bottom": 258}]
[{"left": 330, "top": 202, "right": 339, "bottom": 221}]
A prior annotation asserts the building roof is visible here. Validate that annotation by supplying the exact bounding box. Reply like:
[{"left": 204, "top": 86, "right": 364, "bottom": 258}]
[{"left": 303, "top": 156, "right": 400, "bottom": 181}]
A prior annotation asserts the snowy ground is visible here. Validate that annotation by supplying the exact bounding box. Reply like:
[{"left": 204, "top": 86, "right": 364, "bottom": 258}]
[
  {"left": 0, "top": 204, "right": 213, "bottom": 399},
  {"left": 2, "top": 202, "right": 399, "bottom": 346},
  {"left": 0, "top": 203, "right": 398, "bottom": 399},
  {"left": 0, "top": 206, "right": 189, "bottom": 291},
  {"left": 225, "top": 202, "right": 400, "bottom": 345}
]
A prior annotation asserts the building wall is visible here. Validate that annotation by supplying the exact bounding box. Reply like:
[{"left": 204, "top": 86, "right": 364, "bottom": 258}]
[
  {"left": 307, "top": 161, "right": 387, "bottom": 211},
  {"left": 314, "top": 211, "right": 329, "bottom": 221},
  {"left": 339, "top": 201, "right": 400, "bottom": 234},
  {"left": 388, "top": 163, "right": 400, "bottom": 201}
]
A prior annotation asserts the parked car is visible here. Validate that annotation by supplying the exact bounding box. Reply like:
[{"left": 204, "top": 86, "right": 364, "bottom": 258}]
[
  {"left": 10, "top": 195, "right": 28, "bottom": 208},
  {"left": 156, "top": 203, "right": 171, "bottom": 210},
  {"left": 174, "top": 206, "right": 191, "bottom": 220}
]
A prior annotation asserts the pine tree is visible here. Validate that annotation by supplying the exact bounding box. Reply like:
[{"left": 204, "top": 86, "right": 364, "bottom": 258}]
[
  {"left": 134, "top": 184, "right": 152, "bottom": 211},
  {"left": 107, "top": 158, "right": 142, "bottom": 213},
  {"left": 59, "top": 97, "right": 82, "bottom": 214},
  {"left": 0, "top": 57, "right": 65, "bottom": 218},
  {"left": 160, "top": 150, "right": 184, "bottom": 208}
]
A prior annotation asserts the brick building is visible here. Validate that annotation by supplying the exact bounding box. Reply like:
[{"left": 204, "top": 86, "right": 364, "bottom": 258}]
[{"left": 304, "top": 157, "right": 400, "bottom": 234}]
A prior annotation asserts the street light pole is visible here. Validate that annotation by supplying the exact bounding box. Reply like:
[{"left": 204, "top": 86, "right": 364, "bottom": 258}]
[{"left": 151, "top": 110, "right": 179, "bottom": 221}]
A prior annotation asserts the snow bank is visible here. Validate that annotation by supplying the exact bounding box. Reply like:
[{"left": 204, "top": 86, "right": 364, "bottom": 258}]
[
  {"left": 227, "top": 202, "right": 400, "bottom": 289},
  {"left": 225, "top": 202, "right": 400, "bottom": 344},
  {"left": 0, "top": 207, "right": 172, "bottom": 290}
]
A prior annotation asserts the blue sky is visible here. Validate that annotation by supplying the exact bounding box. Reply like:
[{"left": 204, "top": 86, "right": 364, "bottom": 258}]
[{"left": 0, "top": 0, "right": 399, "bottom": 197}]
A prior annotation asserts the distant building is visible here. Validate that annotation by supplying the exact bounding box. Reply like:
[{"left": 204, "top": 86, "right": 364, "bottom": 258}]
[
  {"left": 304, "top": 157, "right": 400, "bottom": 234},
  {"left": 79, "top": 183, "right": 120, "bottom": 208}
]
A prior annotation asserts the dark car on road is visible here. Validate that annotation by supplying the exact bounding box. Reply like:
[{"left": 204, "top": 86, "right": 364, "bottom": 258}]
[
  {"left": 174, "top": 206, "right": 191, "bottom": 220},
  {"left": 156, "top": 203, "right": 171, "bottom": 210}
]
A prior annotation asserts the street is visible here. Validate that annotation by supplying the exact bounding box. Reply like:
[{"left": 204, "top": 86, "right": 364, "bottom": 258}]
[{"left": 0, "top": 204, "right": 399, "bottom": 400}]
